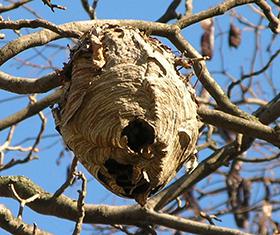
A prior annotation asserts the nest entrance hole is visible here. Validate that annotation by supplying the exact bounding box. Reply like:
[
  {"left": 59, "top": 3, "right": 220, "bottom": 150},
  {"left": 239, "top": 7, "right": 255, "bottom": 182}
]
[{"left": 121, "top": 118, "right": 155, "bottom": 152}]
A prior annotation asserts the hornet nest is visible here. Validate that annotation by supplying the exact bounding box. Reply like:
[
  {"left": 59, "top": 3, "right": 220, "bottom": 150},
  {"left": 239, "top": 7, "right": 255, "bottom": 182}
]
[{"left": 53, "top": 24, "right": 199, "bottom": 205}]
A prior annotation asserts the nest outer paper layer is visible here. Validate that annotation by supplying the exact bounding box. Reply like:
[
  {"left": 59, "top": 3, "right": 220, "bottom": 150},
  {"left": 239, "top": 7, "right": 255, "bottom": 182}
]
[{"left": 53, "top": 25, "right": 199, "bottom": 205}]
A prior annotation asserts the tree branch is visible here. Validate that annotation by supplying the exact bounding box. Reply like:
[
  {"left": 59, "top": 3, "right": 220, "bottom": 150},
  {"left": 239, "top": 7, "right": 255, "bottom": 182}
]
[
  {"left": 148, "top": 144, "right": 237, "bottom": 209},
  {"left": 72, "top": 172, "right": 87, "bottom": 235},
  {"left": 0, "top": 204, "right": 52, "bottom": 235},
  {"left": 157, "top": 0, "right": 181, "bottom": 23},
  {"left": 0, "top": 0, "right": 32, "bottom": 13},
  {"left": 0, "top": 176, "right": 252, "bottom": 235},
  {"left": 41, "top": 0, "right": 66, "bottom": 12},
  {"left": 0, "top": 89, "right": 62, "bottom": 131},
  {"left": 227, "top": 49, "right": 280, "bottom": 97},
  {"left": 176, "top": 0, "right": 255, "bottom": 29},
  {"left": 0, "top": 19, "right": 81, "bottom": 38},
  {"left": 198, "top": 106, "right": 280, "bottom": 147},
  {"left": 146, "top": 210, "right": 252, "bottom": 235},
  {"left": 168, "top": 30, "right": 254, "bottom": 120},
  {"left": 0, "top": 20, "right": 174, "bottom": 66},
  {"left": 255, "top": 0, "right": 280, "bottom": 33},
  {"left": 0, "top": 70, "right": 62, "bottom": 94},
  {"left": 81, "top": 0, "right": 99, "bottom": 20},
  {"left": 148, "top": 93, "right": 280, "bottom": 210}
]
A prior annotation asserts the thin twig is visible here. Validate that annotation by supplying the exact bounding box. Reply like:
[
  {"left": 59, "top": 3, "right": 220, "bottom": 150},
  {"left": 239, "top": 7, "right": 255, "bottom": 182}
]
[
  {"left": 237, "top": 153, "right": 280, "bottom": 163},
  {"left": 9, "top": 183, "right": 40, "bottom": 220},
  {"left": 72, "top": 172, "right": 87, "bottom": 235},
  {"left": 157, "top": 0, "right": 181, "bottom": 23},
  {"left": 227, "top": 49, "right": 280, "bottom": 97},
  {"left": 81, "top": 0, "right": 99, "bottom": 19},
  {"left": 53, "top": 157, "right": 78, "bottom": 198},
  {"left": 41, "top": 0, "right": 66, "bottom": 12},
  {"left": 185, "top": 0, "right": 193, "bottom": 16}
]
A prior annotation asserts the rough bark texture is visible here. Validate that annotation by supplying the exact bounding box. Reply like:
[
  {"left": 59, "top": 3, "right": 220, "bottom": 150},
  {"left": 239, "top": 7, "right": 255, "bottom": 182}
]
[{"left": 53, "top": 24, "right": 199, "bottom": 205}]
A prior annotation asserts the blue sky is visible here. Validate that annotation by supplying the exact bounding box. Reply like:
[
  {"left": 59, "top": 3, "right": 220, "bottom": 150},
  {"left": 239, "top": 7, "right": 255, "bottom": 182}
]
[{"left": 0, "top": 1, "right": 279, "bottom": 234}]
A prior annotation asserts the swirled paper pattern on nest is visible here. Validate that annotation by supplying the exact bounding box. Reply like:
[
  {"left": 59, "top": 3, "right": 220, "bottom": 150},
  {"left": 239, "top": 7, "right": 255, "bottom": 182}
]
[{"left": 53, "top": 25, "right": 199, "bottom": 205}]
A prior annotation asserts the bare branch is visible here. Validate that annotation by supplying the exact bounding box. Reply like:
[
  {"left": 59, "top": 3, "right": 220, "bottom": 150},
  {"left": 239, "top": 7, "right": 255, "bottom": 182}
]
[
  {"left": 53, "top": 157, "right": 78, "bottom": 198},
  {"left": 0, "top": 176, "right": 252, "bottom": 235},
  {"left": 198, "top": 106, "right": 280, "bottom": 147},
  {"left": 0, "top": 20, "right": 173, "bottom": 66},
  {"left": 146, "top": 210, "right": 252, "bottom": 235},
  {"left": 227, "top": 49, "right": 280, "bottom": 97},
  {"left": 271, "top": 0, "right": 280, "bottom": 7},
  {"left": 237, "top": 153, "right": 280, "bottom": 162},
  {"left": 0, "top": 204, "right": 52, "bottom": 235},
  {"left": 0, "top": 155, "right": 38, "bottom": 172},
  {"left": 41, "top": 0, "right": 66, "bottom": 12},
  {"left": 0, "top": 19, "right": 81, "bottom": 38},
  {"left": 81, "top": 0, "right": 99, "bottom": 19},
  {"left": 255, "top": 0, "right": 280, "bottom": 33},
  {"left": 72, "top": 172, "right": 87, "bottom": 235},
  {"left": 0, "top": 0, "right": 32, "bottom": 13},
  {"left": 0, "top": 89, "right": 62, "bottom": 131},
  {"left": 0, "top": 70, "right": 63, "bottom": 94},
  {"left": 185, "top": 0, "right": 193, "bottom": 16},
  {"left": 9, "top": 183, "right": 40, "bottom": 220},
  {"left": 254, "top": 93, "right": 280, "bottom": 124},
  {"left": 176, "top": 0, "right": 255, "bottom": 29},
  {"left": 168, "top": 30, "right": 254, "bottom": 120},
  {"left": 157, "top": 0, "right": 181, "bottom": 23}
]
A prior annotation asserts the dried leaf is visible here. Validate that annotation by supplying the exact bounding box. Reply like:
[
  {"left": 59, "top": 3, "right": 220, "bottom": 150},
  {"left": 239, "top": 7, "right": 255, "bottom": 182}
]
[
  {"left": 200, "top": 19, "right": 214, "bottom": 59},
  {"left": 229, "top": 23, "right": 241, "bottom": 48},
  {"left": 226, "top": 161, "right": 250, "bottom": 228}
]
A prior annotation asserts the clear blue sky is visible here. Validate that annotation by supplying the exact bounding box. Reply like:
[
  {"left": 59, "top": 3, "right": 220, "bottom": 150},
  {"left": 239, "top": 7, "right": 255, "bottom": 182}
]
[{"left": 0, "top": 1, "right": 279, "bottom": 234}]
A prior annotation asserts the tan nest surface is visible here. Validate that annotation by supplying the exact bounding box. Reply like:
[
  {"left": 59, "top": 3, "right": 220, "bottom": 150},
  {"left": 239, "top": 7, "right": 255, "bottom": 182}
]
[{"left": 53, "top": 25, "right": 199, "bottom": 205}]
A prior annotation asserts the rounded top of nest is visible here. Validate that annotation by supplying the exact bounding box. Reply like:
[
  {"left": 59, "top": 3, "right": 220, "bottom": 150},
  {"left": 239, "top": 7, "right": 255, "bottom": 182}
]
[{"left": 53, "top": 24, "right": 199, "bottom": 205}]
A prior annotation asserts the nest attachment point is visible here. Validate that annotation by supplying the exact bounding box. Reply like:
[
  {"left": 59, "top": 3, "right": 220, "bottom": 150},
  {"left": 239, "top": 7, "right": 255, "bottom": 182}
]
[{"left": 53, "top": 24, "right": 199, "bottom": 205}]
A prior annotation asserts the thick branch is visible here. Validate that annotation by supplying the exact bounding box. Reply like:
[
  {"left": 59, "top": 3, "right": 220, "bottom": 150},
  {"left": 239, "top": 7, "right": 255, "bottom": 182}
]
[
  {"left": 146, "top": 210, "right": 252, "bottom": 235},
  {"left": 0, "top": 20, "right": 174, "bottom": 66},
  {"left": 149, "top": 144, "right": 237, "bottom": 209},
  {"left": 148, "top": 93, "right": 280, "bottom": 209},
  {"left": 0, "top": 70, "right": 62, "bottom": 94},
  {"left": 198, "top": 107, "right": 280, "bottom": 147},
  {"left": 255, "top": 0, "right": 280, "bottom": 33},
  {"left": 176, "top": 0, "right": 255, "bottom": 29},
  {"left": 0, "top": 0, "right": 32, "bottom": 13},
  {"left": 0, "top": 89, "right": 62, "bottom": 131},
  {"left": 0, "top": 205, "right": 51, "bottom": 235},
  {"left": 168, "top": 30, "right": 253, "bottom": 120},
  {"left": 240, "top": 93, "right": 280, "bottom": 151},
  {"left": 0, "top": 176, "right": 252, "bottom": 235},
  {"left": 0, "top": 19, "right": 81, "bottom": 38},
  {"left": 254, "top": 93, "right": 280, "bottom": 125}
]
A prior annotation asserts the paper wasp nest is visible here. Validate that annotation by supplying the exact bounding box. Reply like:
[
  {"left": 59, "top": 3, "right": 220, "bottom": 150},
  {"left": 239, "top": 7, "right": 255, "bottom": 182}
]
[{"left": 53, "top": 25, "right": 199, "bottom": 205}]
